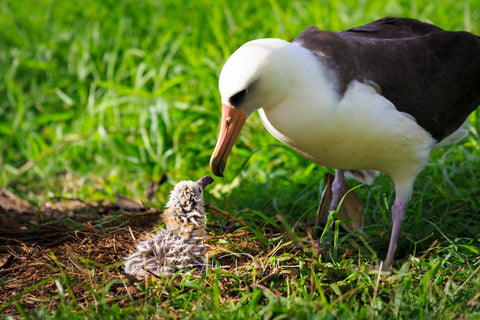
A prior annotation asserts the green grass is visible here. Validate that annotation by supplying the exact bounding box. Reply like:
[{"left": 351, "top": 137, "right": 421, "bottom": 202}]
[{"left": 1, "top": 0, "right": 480, "bottom": 318}]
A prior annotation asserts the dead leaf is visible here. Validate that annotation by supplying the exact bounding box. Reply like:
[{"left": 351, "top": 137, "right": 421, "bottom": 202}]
[
  {"left": 0, "top": 189, "right": 40, "bottom": 227},
  {"left": 0, "top": 189, "right": 36, "bottom": 215},
  {"left": 115, "top": 194, "right": 144, "bottom": 211},
  {"left": 146, "top": 174, "right": 168, "bottom": 201}
]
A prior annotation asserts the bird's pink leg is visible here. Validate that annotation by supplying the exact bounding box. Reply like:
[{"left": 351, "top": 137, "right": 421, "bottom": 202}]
[
  {"left": 383, "top": 199, "right": 406, "bottom": 269},
  {"left": 330, "top": 169, "right": 345, "bottom": 212},
  {"left": 319, "top": 170, "right": 345, "bottom": 240}
]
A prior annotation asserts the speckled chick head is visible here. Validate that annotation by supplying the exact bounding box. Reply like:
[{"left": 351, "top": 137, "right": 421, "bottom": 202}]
[
  {"left": 166, "top": 180, "right": 205, "bottom": 213},
  {"left": 162, "top": 176, "right": 214, "bottom": 235}
]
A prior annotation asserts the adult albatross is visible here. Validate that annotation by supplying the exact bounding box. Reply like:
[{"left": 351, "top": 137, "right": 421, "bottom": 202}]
[{"left": 210, "top": 17, "right": 480, "bottom": 268}]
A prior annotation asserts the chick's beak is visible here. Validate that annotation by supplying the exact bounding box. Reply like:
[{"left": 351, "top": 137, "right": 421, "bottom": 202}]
[
  {"left": 197, "top": 176, "right": 214, "bottom": 190},
  {"left": 210, "top": 104, "right": 247, "bottom": 177}
]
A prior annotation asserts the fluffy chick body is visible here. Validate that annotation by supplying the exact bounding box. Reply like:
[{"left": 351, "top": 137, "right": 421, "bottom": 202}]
[{"left": 124, "top": 177, "right": 213, "bottom": 276}]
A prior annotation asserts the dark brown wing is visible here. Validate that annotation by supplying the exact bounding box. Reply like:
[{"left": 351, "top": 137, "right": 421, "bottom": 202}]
[
  {"left": 342, "top": 17, "right": 443, "bottom": 39},
  {"left": 293, "top": 18, "right": 480, "bottom": 141}
]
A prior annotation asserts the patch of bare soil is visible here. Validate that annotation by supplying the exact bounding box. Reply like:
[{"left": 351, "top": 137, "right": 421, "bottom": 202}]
[
  {"left": 0, "top": 190, "right": 311, "bottom": 316},
  {"left": 0, "top": 189, "right": 165, "bottom": 315}
]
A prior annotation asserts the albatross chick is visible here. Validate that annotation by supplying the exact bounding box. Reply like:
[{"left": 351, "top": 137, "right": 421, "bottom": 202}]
[{"left": 124, "top": 176, "right": 214, "bottom": 276}]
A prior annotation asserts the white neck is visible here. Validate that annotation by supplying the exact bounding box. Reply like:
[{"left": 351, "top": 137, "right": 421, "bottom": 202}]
[
  {"left": 258, "top": 43, "right": 340, "bottom": 147},
  {"left": 258, "top": 41, "right": 339, "bottom": 114}
]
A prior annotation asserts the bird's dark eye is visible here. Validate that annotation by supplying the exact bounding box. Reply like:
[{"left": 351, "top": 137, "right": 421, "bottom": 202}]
[{"left": 229, "top": 88, "right": 248, "bottom": 108}]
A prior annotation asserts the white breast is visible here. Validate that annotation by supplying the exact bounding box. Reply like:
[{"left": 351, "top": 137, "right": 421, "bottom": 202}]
[{"left": 258, "top": 80, "right": 436, "bottom": 183}]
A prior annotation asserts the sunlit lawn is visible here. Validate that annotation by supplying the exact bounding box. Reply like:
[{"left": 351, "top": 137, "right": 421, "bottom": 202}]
[{"left": 1, "top": 0, "right": 479, "bottom": 318}]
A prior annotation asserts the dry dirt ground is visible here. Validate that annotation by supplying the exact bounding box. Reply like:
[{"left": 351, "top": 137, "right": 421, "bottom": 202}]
[{"left": 0, "top": 189, "right": 309, "bottom": 316}]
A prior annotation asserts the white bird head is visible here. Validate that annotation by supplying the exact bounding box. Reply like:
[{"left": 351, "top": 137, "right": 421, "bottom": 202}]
[{"left": 211, "top": 39, "right": 321, "bottom": 176}]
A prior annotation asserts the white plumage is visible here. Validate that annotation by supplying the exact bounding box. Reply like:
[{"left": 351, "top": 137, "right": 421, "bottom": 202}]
[{"left": 210, "top": 18, "right": 480, "bottom": 268}]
